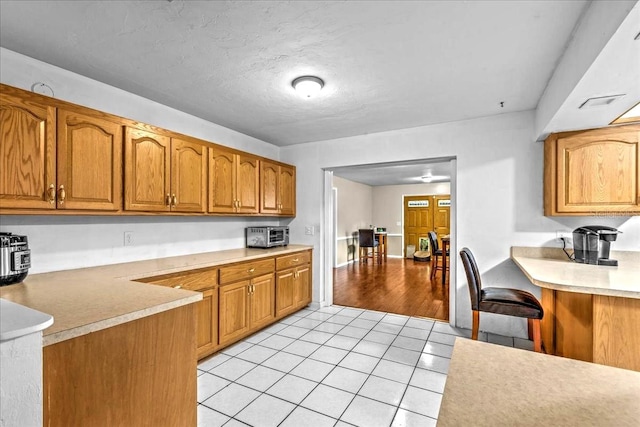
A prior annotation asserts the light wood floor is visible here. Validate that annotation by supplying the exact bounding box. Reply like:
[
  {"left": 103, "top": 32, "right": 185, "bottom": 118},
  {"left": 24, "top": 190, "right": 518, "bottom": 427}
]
[{"left": 333, "top": 258, "right": 449, "bottom": 321}]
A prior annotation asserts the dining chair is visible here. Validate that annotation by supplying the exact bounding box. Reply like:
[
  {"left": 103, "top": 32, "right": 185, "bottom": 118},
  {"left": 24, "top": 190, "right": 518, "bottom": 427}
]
[
  {"left": 459, "top": 247, "right": 543, "bottom": 352},
  {"left": 428, "top": 231, "right": 448, "bottom": 281},
  {"left": 358, "top": 229, "right": 379, "bottom": 264}
]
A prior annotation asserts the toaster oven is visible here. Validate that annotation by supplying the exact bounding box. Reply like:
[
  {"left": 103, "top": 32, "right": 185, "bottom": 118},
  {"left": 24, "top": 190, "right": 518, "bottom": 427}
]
[{"left": 246, "top": 226, "right": 289, "bottom": 248}]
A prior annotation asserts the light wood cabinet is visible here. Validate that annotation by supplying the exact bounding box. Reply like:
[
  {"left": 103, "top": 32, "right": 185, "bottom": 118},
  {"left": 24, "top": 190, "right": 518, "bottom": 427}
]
[
  {"left": 260, "top": 160, "right": 296, "bottom": 216},
  {"left": 0, "top": 92, "right": 56, "bottom": 209},
  {"left": 544, "top": 124, "right": 640, "bottom": 216},
  {"left": 136, "top": 267, "right": 218, "bottom": 359},
  {"left": 209, "top": 147, "right": 259, "bottom": 214},
  {"left": 125, "top": 128, "right": 207, "bottom": 212},
  {"left": 218, "top": 273, "right": 275, "bottom": 347},
  {"left": 0, "top": 92, "right": 122, "bottom": 211},
  {"left": 57, "top": 109, "right": 122, "bottom": 210},
  {"left": 275, "top": 250, "right": 312, "bottom": 317}
]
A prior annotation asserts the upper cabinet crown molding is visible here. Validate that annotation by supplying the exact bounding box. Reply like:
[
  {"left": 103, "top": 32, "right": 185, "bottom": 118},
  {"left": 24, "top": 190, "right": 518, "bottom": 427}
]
[
  {"left": 544, "top": 124, "right": 640, "bottom": 216},
  {"left": 1, "top": 83, "right": 296, "bottom": 217}
]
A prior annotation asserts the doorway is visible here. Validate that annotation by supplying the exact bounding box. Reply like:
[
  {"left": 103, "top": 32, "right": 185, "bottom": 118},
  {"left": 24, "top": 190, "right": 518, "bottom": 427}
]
[{"left": 323, "top": 158, "right": 456, "bottom": 323}]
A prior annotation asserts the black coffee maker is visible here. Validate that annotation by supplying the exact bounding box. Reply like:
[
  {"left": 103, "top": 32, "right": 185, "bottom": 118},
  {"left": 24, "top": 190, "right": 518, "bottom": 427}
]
[{"left": 572, "top": 226, "right": 621, "bottom": 266}]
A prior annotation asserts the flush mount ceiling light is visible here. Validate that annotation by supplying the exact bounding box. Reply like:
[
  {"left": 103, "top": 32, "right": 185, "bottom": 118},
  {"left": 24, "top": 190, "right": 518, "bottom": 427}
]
[
  {"left": 579, "top": 94, "right": 625, "bottom": 109},
  {"left": 292, "top": 76, "right": 324, "bottom": 98},
  {"left": 421, "top": 174, "right": 448, "bottom": 183}
]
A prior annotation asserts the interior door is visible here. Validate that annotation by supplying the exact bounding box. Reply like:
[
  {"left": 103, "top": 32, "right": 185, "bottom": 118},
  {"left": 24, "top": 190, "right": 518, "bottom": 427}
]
[
  {"left": 403, "top": 195, "right": 433, "bottom": 256},
  {"left": 433, "top": 195, "right": 451, "bottom": 247}
]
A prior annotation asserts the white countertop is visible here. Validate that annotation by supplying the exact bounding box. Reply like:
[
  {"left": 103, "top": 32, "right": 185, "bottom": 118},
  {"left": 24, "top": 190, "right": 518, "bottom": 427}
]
[
  {"left": 0, "top": 298, "right": 53, "bottom": 342},
  {"left": 438, "top": 339, "right": 640, "bottom": 426},
  {"left": 511, "top": 247, "right": 640, "bottom": 299}
]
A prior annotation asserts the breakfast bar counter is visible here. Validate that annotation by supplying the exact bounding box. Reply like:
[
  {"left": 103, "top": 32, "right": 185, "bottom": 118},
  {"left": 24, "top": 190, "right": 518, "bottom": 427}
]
[
  {"left": 511, "top": 247, "right": 640, "bottom": 371},
  {"left": 437, "top": 339, "right": 640, "bottom": 426}
]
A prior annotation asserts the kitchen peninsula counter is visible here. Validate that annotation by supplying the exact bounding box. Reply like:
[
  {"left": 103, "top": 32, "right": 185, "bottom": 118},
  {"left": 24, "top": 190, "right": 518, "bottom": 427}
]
[
  {"left": 0, "top": 244, "right": 311, "bottom": 346},
  {"left": 0, "top": 244, "right": 312, "bottom": 426},
  {"left": 511, "top": 246, "right": 640, "bottom": 371},
  {"left": 437, "top": 339, "right": 640, "bottom": 426}
]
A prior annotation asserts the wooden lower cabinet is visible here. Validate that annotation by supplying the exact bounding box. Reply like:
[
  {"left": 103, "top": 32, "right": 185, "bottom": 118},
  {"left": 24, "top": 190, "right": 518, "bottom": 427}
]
[
  {"left": 196, "top": 287, "right": 218, "bottom": 359},
  {"left": 43, "top": 304, "right": 197, "bottom": 426},
  {"left": 276, "top": 264, "right": 311, "bottom": 317},
  {"left": 540, "top": 288, "right": 640, "bottom": 371},
  {"left": 219, "top": 273, "right": 275, "bottom": 347}
]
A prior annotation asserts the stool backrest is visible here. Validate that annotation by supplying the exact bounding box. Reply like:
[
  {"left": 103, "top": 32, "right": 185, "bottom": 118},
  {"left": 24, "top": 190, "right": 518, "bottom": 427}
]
[
  {"left": 460, "top": 247, "right": 482, "bottom": 311},
  {"left": 358, "top": 229, "right": 376, "bottom": 247},
  {"left": 428, "top": 231, "right": 439, "bottom": 252}
]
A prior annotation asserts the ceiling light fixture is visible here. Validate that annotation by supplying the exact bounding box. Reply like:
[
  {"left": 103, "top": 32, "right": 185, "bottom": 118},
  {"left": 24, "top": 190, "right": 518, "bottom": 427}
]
[
  {"left": 421, "top": 174, "right": 448, "bottom": 183},
  {"left": 292, "top": 76, "right": 324, "bottom": 98}
]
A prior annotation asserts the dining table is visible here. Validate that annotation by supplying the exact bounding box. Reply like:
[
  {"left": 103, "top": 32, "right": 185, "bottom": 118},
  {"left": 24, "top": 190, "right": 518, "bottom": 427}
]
[{"left": 441, "top": 234, "right": 450, "bottom": 284}]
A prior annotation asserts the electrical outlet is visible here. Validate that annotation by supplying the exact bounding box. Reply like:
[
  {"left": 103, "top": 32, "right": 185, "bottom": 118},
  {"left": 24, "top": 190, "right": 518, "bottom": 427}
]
[
  {"left": 396, "top": 221, "right": 401, "bottom": 226},
  {"left": 124, "top": 231, "right": 134, "bottom": 246},
  {"left": 305, "top": 226, "right": 314, "bottom": 236},
  {"left": 555, "top": 230, "right": 572, "bottom": 242}
]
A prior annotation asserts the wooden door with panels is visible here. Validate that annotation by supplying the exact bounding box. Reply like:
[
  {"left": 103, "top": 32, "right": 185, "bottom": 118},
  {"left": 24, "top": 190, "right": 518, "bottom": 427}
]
[
  {"left": 432, "top": 195, "right": 451, "bottom": 247},
  {"left": 124, "top": 127, "right": 171, "bottom": 212},
  {"left": 209, "top": 147, "right": 236, "bottom": 213},
  {"left": 57, "top": 109, "right": 122, "bottom": 210},
  {"left": 170, "top": 138, "right": 207, "bottom": 213},
  {"left": 403, "top": 196, "right": 433, "bottom": 256},
  {"left": 0, "top": 92, "right": 56, "bottom": 209},
  {"left": 218, "top": 280, "right": 251, "bottom": 346},
  {"left": 249, "top": 273, "right": 276, "bottom": 330}
]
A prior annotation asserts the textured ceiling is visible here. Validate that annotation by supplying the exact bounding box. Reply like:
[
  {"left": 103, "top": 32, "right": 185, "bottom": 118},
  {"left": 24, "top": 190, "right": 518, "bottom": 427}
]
[{"left": 0, "top": 1, "right": 589, "bottom": 146}]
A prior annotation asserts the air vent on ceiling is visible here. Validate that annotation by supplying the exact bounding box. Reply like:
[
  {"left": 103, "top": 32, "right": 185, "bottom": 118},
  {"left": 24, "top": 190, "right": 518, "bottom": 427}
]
[{"left": 579, "top": 94, "right": 625, "bottom": 109}]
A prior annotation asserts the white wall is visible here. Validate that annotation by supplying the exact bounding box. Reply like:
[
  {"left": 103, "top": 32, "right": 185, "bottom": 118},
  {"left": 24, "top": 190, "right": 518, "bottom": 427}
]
[
  {"left": 280, "top": 110, "right": 640, "bottom": 338},
  {"left": 0, "top": 49, "right": 281, "bottom": 273}
]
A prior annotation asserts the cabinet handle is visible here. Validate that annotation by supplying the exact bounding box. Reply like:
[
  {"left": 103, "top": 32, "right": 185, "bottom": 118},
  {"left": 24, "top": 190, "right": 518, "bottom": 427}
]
[
  {"left": 58, "top": 185, "right": 66, "bottom": 205},
  {"left": 173, "top": 285, "right": 182, "bottom": 289},
  {"left": 293, "top": 258, "right": 299, "bottom": 262},
  {"left": 172, "top": 194, "right": 177, "bottom": 206},
  {"left": 237, "top": 200, "right": 241, "bottom": 208},
  {"left": 47, "top": 184, "right": 56, "bottom": 204},
  {"left": 166, "top": 194, "right": 171, "bottom": 207},
  {"left": 248, "top": 268, "right": 255, "bottom": 273}
]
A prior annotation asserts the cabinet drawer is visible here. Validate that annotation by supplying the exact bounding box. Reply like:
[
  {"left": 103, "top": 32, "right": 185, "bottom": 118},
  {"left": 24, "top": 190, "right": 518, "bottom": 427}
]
[
  {"left": 138, "top": 267, "right": 218, "bottom": 291},
  {"left": 219, "top": 259, "right": 274, "bottom": 285},
  {"left": 276, "top": 251, "right": 310, "bottom": 271}
]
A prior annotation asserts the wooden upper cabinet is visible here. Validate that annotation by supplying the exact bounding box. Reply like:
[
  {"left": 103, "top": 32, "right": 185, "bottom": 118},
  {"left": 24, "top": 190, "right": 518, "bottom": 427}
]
[
  {"left": 236, "top": 154, "right": 259, "bottom": 214},
  {"left": 0, "top": 92, "right": 56, "bottom": 209},
  {"left": 208, "top": 147, "right": 258, "bottom": 214},
  {"left": 279, "top": 165, "right": 296, "bottom": 216},
  {"left": 260, "top": 160, "right": 280, "bottom": 214},
  {"left": 125, "top": 127, "right": 171, "bottom": 212},
  {"left": 260, "top": 160, "right": 296, "bottom": 216},
  {"left": 57, "top": 109, "right": 122, "bottom": 210},
  {"left": 171, "top": 138, "right": 207, "bottom": 213},
  {"left": 545, "top": 124, "right": 640, "bottom": 216}
]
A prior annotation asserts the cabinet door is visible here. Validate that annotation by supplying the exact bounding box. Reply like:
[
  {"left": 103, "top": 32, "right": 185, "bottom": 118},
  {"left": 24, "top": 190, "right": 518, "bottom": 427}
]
[
  {"left": 209, "top": 147, "right": 236, "bottom": 213},
  {"left": 196, "top": 288, "right": 218, "bottom": 360},
  {"left": 171, "top": 138, "right": 207, "bottom": 212},
  {"left": 260, "top": 160, "right": 280, "bottom": 214},
  {"left": 57, "top": 109, "right": 122, "bottom": 210},
  {"left": 124, "top": 128, "right": 171, "bottom": 211},
  {"left": 556, "top": 129, "right": 640, "bottom": 214},
  {"left": 294, "top": 265, "right": 311, "bottom": 308},
  {"left": 279, "top": 165, "right": 296, "bottom": 216},
  {"left": 275, "top": 269, "right": 296, "bottom": 318},
  {"left": 218, "top": 280, "right": 250, "bottom": 346},
  {"left": 250, "top": 274, "right": 275, "bottom": 330},
  {"left": 236, "top": 154, "right": 259, "bottom": 214},
  {"left": 0, "top": 93, "right": 56, "bottom": 209}
]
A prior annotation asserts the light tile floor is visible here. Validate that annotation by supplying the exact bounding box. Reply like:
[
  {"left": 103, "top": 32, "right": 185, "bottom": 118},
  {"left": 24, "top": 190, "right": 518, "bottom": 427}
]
[{"left": 197, "top": 305, "right": 534, "bottom": 427}]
